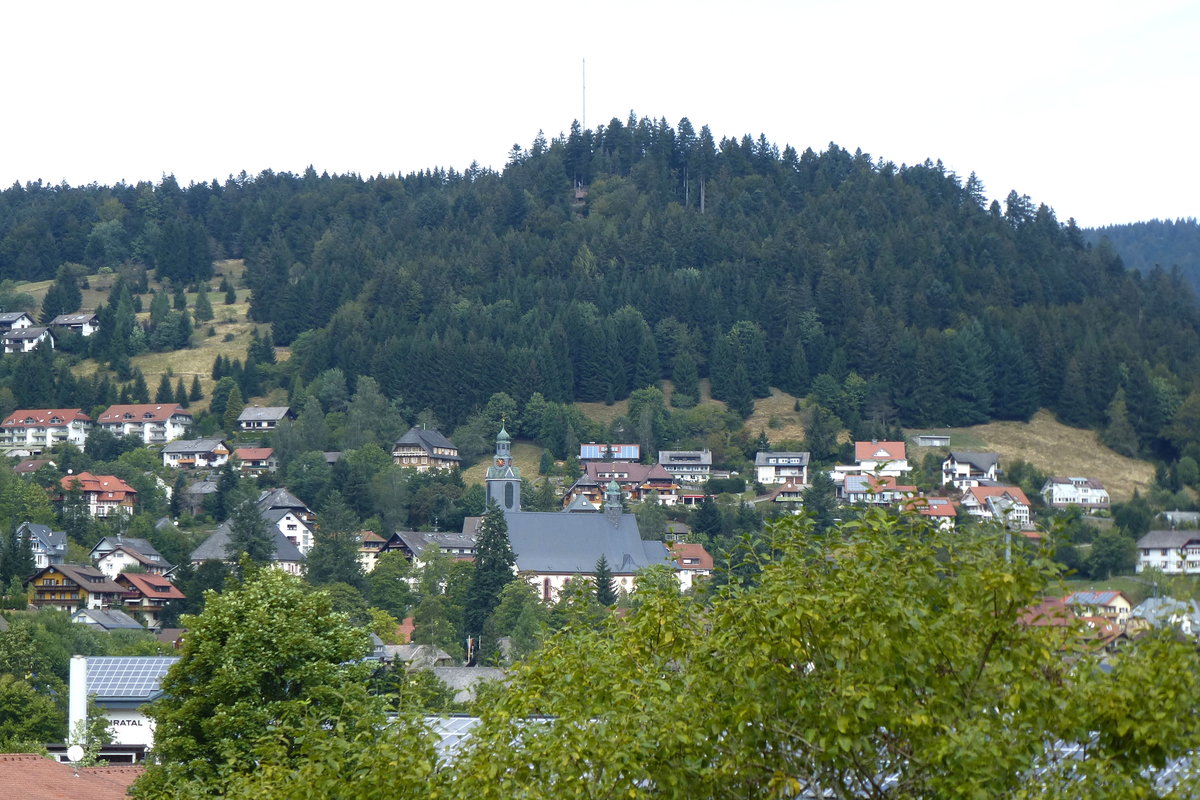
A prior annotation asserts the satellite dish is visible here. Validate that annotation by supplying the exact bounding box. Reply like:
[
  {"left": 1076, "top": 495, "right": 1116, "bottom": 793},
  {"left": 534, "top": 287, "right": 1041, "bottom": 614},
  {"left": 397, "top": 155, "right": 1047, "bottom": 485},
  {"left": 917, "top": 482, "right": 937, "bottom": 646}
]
[{"left": 66, "top": 744, "right": 85, "bottom": 763}]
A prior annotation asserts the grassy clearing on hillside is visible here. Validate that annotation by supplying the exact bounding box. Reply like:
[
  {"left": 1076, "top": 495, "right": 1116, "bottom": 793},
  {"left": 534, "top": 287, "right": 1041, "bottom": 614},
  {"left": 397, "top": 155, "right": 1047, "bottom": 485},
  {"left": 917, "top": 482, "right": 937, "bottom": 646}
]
[
  {"left": 908, "top": 410, "right": 1153, "bottom": 503},
  {"left": 66, "top": 260, "right": 280, "bottom": 412},
  {"left": 462, "top": 441, "right": 545, "bottom": 487},
  {"left": 745, "top": 389, "right": 806, "bottom": 444}
]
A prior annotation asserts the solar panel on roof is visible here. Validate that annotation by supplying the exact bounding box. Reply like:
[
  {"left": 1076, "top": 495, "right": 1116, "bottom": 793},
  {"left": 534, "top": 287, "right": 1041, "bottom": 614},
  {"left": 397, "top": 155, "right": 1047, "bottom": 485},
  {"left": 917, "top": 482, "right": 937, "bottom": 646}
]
[{"left": 86, "top": 656, "right": 179, "bottom": 699}]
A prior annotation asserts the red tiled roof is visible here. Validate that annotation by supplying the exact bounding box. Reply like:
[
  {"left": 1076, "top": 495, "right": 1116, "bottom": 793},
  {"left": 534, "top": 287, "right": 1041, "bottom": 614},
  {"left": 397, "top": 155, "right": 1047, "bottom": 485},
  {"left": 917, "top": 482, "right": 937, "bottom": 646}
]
[
  {"left": 118, "top": 572, "right": 186, "bottom": 600},
  {"left": 59, "top": 472, "right": 137, "bottom": 500},
  {"left": 1, "top": 408, "right": 90, "bottom": 427},
  {"left": 97, "top": 403, "right": 191, "bottom": 423},
  {"left": 965, "top": 485, "right": 1031, "bottom": 506},
  {"left": 855, "top": 440, "right": 906, "bottom": 462},
  {"left": 867, "top": 475, "right": 916, "bottom": 493},
  {"left": 235, "top": 447, "right": 274, "bottom": 461},
  {"left": 669, "top": 542, "right": 714, "bottom": 570},
  {"left": 0, "top": 753, "right": 142, "bottom": 800}
]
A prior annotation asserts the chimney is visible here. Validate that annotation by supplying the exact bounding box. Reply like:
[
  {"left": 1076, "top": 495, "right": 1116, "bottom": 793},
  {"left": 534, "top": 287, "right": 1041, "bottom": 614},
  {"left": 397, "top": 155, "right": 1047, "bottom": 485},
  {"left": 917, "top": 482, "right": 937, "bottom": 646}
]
[{"left": 69, "top": 655, "right": 87, "bottom": 744}]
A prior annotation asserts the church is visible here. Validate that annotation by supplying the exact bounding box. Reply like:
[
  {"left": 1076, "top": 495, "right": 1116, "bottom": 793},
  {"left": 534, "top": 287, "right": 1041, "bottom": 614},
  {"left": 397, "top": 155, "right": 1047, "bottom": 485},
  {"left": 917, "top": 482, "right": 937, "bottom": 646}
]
[{"left": 463, "top": 427, "right": 676, "bottom": 602}]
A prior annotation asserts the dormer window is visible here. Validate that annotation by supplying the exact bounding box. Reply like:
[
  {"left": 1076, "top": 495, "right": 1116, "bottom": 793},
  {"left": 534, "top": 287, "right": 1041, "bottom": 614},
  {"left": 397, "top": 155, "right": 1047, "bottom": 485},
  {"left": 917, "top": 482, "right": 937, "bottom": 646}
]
[{"left": 143, "top": 413, "right": 154, "bottom": 419}]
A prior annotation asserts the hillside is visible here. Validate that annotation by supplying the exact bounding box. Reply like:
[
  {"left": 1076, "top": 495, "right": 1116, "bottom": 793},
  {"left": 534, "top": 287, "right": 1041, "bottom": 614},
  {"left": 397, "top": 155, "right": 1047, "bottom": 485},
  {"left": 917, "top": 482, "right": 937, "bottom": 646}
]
[
  {"left": 908, "top": 410, "right": 1154, "bottom": 502},
  {"left": 1086, "top": 218, "right": 1200, "bottom": 293}
]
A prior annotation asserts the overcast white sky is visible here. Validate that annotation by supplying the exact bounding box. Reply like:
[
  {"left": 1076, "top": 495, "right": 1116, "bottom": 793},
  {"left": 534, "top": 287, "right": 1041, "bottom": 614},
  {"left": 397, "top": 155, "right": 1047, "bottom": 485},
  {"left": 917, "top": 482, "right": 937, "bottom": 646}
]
[{"left": 1, "top": 0, "right": 1195, "bottom": 228}]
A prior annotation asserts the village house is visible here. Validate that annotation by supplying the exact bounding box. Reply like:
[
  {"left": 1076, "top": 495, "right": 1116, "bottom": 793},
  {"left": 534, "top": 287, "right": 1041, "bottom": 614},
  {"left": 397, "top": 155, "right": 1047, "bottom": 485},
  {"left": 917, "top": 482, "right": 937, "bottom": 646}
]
[
  {"left": 386, "top": 530, "right": 478, "bottom": 566},
  {"left": 767, "top": 479, "right": 806, "bottom": 511},
  {"left": 1041, "top": 476, "right": 1111, "bottom": 511},
  {"left": 161, "top": 437, "right": 231, "bottom": 469},
  {"left": 392, "top": 426, "right": 462, "bottom": 471},
  {"left": 657, "top": 449, "right": 713, "bottom": 484},
  {"left": 0, "top": 310, "right": 35, "bottom": 331},
  {"left": 1064, "top": 590, "right": 1133, "bottom": 626},
  {"left": 960, "top": 485, "right": 1032, "bottom": 530},
  {"left": 579, "top": 443, "right": 641, "bottom": 462},
  {"left": 25, "top": 563, "right": 127, "bottom": 611},
  {"left": 189, "top": 522, "right": 305, "bottom": 575},
  {"left": 58, "top": 472, "right": 138, "bottom": 517},
  {"left": 754, "top": 451, "right": 810, "bottom": 485},
  {"left": 90, "top": 536, "right": 172, "bottom": 578},
  {"left": 0, "top": 408, "right": 92, "bottom": 452},
  {"left": 669, "top": 541, "right": 714, "bottom": 591},
  {"left": 905, "top": 496, "right": 957, "bottom": 530},
  {"left": 841, "top": 474, "right": 917, "bottom": 506},
  {"left": 97, "top": 403, "right": 192, "bottom": 445},
  {"left": 2, "top": 325, "right": 54, "bottom": 353},
  {"left": 13, "top": 457, "right": 54, "bottom": 474},
  {"left": 66, "top": 654, "right": 179, "bottom": 762},
  {"left": 117, "top": 572, "right": 185, "bottom": 628},
  {"left": 48, "top": 311, "right": 100, "bottom": 336},
  {"left": 15, "top": 521, "right": 67, "bottom": 568},
  {"left": 233, "top": 446, "right": 277, "bottom": 474},
  {"left": 562, "top": 460, "right": 679, "bottom": 507},
  {"left": 236, "top": 405, "right": 294, "bottom": 431},
  {"left": 1135, "top": 529, "right": 1200, "bottom": 575},
  {"left": 71, "top": 608, "right": 145, "bottom": 631},
  {"left": 941, "top": 451, "right": 1000, "bottom": 490},
  {"left": 852, "top": 440, "right": 910, "bottom": 476}
]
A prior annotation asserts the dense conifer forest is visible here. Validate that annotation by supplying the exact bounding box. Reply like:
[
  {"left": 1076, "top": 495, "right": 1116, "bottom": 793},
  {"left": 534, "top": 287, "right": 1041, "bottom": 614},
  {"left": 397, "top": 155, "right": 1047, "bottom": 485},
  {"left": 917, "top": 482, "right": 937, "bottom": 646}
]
[
  {"left": 2, "top": 114, "right": 1199, "bottom": 459},
  {"left": 1086, "top": 217, "right": 1200, "bottom": 292}
]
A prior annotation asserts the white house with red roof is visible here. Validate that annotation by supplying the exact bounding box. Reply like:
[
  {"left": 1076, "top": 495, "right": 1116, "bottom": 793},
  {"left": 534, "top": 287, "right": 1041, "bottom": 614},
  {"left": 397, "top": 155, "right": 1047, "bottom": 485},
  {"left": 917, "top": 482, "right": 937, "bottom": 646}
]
[
  {"left": 117, "top": 573, "right": 185, "bottom": 627},
  {"left": 0, "top": 408, "right": 92, "bottom": 451},
  {"left": 669, "top": 542, "right": 713, "bottom": 591},
  {"left": 234, "top": 446, "right": 277, "bottom": 474},
  {"left": 97, "top": 403, "right": 192, "bottom": 444},
  {"left": 58, "top": 472, "right": 138, "bottom": 517},
  {"left": 905, "top": 496, "right": 957, "bottom": 530},
  {"left": 853, "top": 440, "right": 909, "bottom": 476},
  {"left": 961, "top": 485, "right": 1032, "bottom": 529}
]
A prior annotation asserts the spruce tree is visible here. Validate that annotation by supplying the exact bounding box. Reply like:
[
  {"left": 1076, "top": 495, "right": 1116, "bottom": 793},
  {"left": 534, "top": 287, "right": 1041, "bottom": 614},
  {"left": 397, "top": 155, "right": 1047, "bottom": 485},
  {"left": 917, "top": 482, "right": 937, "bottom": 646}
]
[
  {"left": 464, "top": 501, "right": 516, "bottom": 651},
  {"left": 131, "top": 370, "right": 150, "bottom": 403},
  {"left": 194, "top": 287, "right": 214, "bottom": 322},
  {"left": 189, "top": 375, "right": 203, "bottom": 401},
  {"left": 175, "top": 378, "right": 189, "bottom": 408},
  {"left": 593, "top": 554, "right": 617, "bottom": 606},
  {"left": 223, "top": 385, "right": 245, "bottom": 433},
  {"left": 156, "top": 373, "right": 174, "bottom": 403}
]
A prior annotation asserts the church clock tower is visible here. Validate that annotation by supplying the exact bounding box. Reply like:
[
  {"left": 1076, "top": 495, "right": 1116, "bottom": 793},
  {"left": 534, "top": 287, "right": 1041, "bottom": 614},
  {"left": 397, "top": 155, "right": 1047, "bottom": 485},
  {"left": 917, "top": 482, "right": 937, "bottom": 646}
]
[{"left": 485, "top": 425, "right": 522, "bottom": 512}]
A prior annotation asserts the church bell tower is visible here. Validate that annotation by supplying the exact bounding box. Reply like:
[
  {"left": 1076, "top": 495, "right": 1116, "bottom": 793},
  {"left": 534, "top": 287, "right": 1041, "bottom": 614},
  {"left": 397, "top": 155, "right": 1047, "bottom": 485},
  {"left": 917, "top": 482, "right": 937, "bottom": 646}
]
[{"left": 485, "top": 425, "right": 522, "bottom": 513}]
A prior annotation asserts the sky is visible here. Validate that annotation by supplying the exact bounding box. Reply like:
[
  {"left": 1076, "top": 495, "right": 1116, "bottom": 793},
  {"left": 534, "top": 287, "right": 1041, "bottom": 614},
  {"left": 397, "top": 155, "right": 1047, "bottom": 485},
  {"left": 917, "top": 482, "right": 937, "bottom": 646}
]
[{"left": 1, "top": 0, "right": 1195, "bottom": 228}]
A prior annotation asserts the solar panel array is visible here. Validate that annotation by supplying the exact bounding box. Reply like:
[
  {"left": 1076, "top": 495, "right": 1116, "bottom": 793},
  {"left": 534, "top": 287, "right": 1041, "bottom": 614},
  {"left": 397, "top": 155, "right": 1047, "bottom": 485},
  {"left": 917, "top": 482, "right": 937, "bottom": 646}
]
[{"left": 86, "top": 656, "right": 180, "bottom": 700}]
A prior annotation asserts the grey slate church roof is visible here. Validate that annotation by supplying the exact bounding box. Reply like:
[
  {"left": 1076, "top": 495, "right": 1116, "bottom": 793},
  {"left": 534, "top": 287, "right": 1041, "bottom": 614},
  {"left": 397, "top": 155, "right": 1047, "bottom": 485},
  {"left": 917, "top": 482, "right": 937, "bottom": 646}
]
[{"left": 466, "top": 511, "right": 674, "bottom": 575}]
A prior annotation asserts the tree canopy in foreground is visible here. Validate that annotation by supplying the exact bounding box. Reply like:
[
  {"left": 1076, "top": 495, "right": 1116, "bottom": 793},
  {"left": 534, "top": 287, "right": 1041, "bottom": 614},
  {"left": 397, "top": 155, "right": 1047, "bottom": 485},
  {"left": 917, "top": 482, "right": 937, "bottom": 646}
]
[{"left": 136, "top": 512, "right": 1200, "bottom": 799}]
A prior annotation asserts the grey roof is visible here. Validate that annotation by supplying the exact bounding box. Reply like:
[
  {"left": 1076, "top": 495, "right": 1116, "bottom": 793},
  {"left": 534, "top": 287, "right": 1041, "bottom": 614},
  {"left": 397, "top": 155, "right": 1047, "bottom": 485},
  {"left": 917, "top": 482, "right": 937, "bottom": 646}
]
[
  {"left": 73, "top": 608, "right": 145, "bottom": 631},
  {"left": 257, "top": 487, "right": 309, "bottom": 512},
  {"left": 190, "top": 520, "right": 304, "bottom": 563},
  {"left": 394, "top": 426, "right": 460, "bottom": 457},
  {"left": 387, "top": 643, "right": 455, "bottom": 667},
  {"left": 17, "top": 521, "right": 66, "bottom": 553},
  {"left": 393, "top": 530, "right": 475, "bottom": 557},
  {"left": 754, "top": 451, "right": 811, "bottom": 466},
  {"left": 947, "top": 451, "right": 1000, "bottom": 471},
  {"left": 49, "top": 312, "right": 97, "bottom": 325},
  {"left": 85, "top": 656, "right": 179, "bottom": 701},
  {"left": 162, "top": 437, "right": 228, "bottom": 454},
  {"left": 658, "top": 450, "right": 712, "bottom": 467},
  {"left": 237, "top": 406, "right": 292, "bottom": 422},
  {"left": 470, "top": 511, "right": 674, "bottom": 575},
  {"left": 185, "top": 479, "right": 219, "bottom": 496},
  {"left": 1137, "top": 529, "right": 1200, "bottom": 549},
  {"left": 91, "top": 536, "right": 163, "bottom": 561},
  {"left": 2, "top": 325, "right": 51, "bottom": 340},
  {"left": 0, "top": 311, "right": 32, "bottom": 323},
  {"left": 429, "top": 666, "right": 506, "bottom": 703},
  {"left": 1132, "top": 596, "right": 1200, "bottom": 629},
  {"left": 563, "top": 494, "right": 599, "bottom": 512}
]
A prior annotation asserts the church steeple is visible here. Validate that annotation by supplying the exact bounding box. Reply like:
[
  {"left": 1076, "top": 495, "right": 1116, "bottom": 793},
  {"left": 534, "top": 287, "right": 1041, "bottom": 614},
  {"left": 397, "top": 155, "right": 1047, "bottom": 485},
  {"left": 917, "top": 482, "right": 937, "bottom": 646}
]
[
  {"left": 604, "top": 479, "right": 622, "bottom": 527},
  {"left": 485, "top": 425, "right": 521, "bottom": 512}
]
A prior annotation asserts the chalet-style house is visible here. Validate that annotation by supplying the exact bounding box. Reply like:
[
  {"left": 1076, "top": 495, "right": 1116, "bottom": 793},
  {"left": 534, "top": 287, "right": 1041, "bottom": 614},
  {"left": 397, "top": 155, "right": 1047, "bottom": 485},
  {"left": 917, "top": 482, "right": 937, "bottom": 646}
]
[
  {"left": 386, "top": 530, "right": 478, "bottom": 565},
  {"left": 72, "top": 608, "right": 145, "bottom": 631},
  {"left": 161, "top": 438, "right": 231, "bottom": 469},
  {"left": 960, "top": 485, "right": 1032, "bottom": 530},
  {"left": 189, "top": 522, "right": 304, "bottom": 575},
  {"left": 465, "top": 429, "right": 676, "bottom": 602},
  {"left": 1135, "top": 529, "right": 1200, "bottom": 575},
  {"left": 25, "top": 563, "right": 127, "bottom": 611},
  {"left": 906, "top": 496, "right": 957, "bottom": 530},
  {"left": 2, "top": 326, "right": 54, "bottom": 353},
  {"left": 236, "top": 405, "right": 294, "bottom": 431},
  {"left": 90, "top": 536, "right": 172, "bottom": 578},
  {"left": 754, "top": 451, "right": 810, "bottom": 486},
  {"left": 234, "top": 446, "right": 277, "bottom": 474},
  {"left": 767, "top": 479, "right": 806, "bottom": 510},
  {"left": 1040, "top": 477, "right": 1111, "bottom": 511},
  {"left": 0, "top": 311, "right": 35, "bottom": 331},
  {"left": 117, "top": 572, "right": 185, "bottom": 627},
  {"left": 941, "top": 451, "right": 1000, "bottom": 490},
  {"left": 841, "top": 474, "right": 917, "bottom": 506},
  {"left": 1064, "top": 590, "right": 1133, "bottom": 626},
  {"left": 669, "top": 542, "right": 714, "bottom": 591},
  {"left": 657, "top": 449, "right": 712, "bottom": 484},
  {"left": 562, "top": 461, "right": 679, "bottom": 507},
  {"left": 392, "top": 426, "right": 462, "bottom": 471},
  {"left": 97, "top": 403, "right": 193, "bottom": 444},
  {"left": 852, "top": 440, "right": 910, "bottom": 476},
  {"left": 358, "top": 530, "right": 388, "bottom": 571},
  {"left": 16, "top": 521, "right": 67, "bottom": 568},
  {"left": 48, "top": 311, "right": 100, "bottom": 336},
  {"left": 579, "top": 443, "right": 641, "bottom": 462},
  {"left": 0, "top": 408, "right": 92, "bottom": 451},
  {"left": 58, "top": 472, "right": 138, "bottom": 517}
]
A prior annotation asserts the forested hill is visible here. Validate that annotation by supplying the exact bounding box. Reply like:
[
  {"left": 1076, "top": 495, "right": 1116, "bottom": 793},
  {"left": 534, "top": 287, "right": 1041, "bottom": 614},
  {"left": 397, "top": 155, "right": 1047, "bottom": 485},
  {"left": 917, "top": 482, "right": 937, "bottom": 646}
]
[
  {"left": 1085, "top": 218, "right": 1200, "bottom": 293},
  {"left": 2, "top": 115, "right": 1199, "bottom": 456}
]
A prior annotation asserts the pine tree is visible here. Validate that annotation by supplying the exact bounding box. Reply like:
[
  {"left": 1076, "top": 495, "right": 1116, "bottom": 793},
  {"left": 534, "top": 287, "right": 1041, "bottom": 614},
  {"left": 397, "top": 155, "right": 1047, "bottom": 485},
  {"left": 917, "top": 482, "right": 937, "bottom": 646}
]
[
  {"left": 173, "top": 286, "right": 187, "bottom": 310},
  {"left": 193, "top": 287, "right": 213, "bottom": 322},
  {"left": 464, "top": 501, "right": 515, "bottom": 648},
  {"left": 189, "top": 375, "right": 203, "bottom": 401},
  {"left": 1102, "top": 387, "right": 1139, "bottom": 457},
  {"left": 224, "top": 277, "right": 237, "bottom": 305},
  {"left": 130, "top": 370, "right": 150, "bottom": 403},
  {"left": 593, "top": 554, "right": 617, "bottom": 606},
  {"left": 175, "top": 378, "right": 189, "bottom": 408},
  {"left": 223, "top": 385, "right": 245, "bottom": 433},
  {"left": 156, "top": 373, "right": 174, "bottom": 403}
]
